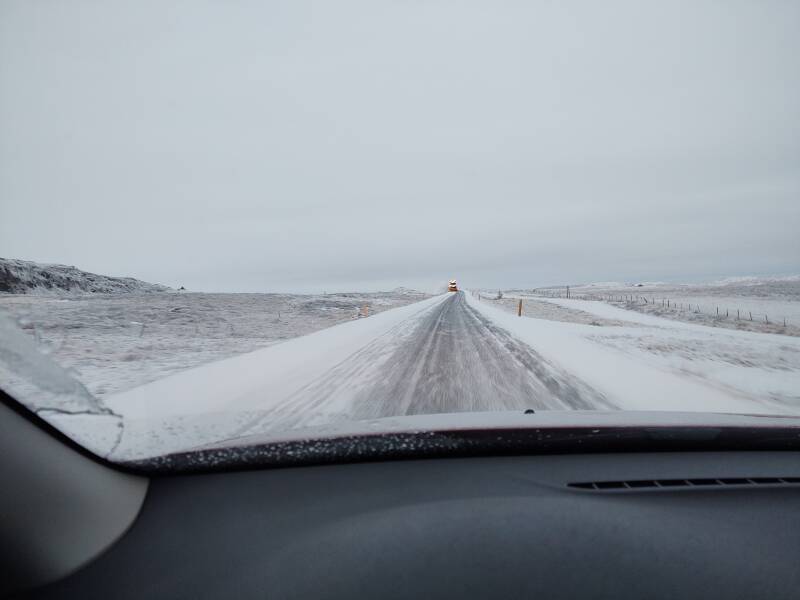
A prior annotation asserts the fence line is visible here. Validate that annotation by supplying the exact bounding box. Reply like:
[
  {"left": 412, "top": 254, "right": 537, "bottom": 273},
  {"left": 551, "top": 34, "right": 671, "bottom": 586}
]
[{"left": 507, "top": 288, "right": 792, "bottom": 328}]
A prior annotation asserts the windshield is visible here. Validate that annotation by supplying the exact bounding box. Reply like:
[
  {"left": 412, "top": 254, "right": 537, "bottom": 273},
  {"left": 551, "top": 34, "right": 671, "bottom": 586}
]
[{"left": 1, "top": 1, "right": 799, "bottom": 464}]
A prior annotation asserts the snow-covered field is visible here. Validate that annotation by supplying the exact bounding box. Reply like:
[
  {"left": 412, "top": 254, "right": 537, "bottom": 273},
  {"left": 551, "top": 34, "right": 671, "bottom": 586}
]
[
  {"left": 505, "top": 276, "right": 800, "bottom": 336},
  {"left": 0, "top": 289, "right": 430, "bottom": 398}
]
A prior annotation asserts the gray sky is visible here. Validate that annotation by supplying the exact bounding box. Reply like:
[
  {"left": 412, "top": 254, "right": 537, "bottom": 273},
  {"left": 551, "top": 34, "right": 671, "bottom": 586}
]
[{"left": 1, "top": 0, "right": 798, "bottom": 293}]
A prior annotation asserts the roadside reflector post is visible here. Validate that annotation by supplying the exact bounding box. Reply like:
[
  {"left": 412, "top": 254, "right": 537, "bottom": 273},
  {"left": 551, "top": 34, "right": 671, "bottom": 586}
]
[{"left": 518, "top": 299, "right": 523, "bottom": 316}]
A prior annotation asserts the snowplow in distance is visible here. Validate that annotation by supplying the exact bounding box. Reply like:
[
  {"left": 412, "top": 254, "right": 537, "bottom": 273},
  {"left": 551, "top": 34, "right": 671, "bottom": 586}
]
[{"left": 448, "top": 279, "right": 458, "bottom": 292}]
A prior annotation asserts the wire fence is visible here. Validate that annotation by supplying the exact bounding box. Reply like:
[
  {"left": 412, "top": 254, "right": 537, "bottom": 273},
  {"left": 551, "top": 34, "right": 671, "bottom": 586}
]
[{"left": 526, "top": 287, "right": 793, "bottom": 328}]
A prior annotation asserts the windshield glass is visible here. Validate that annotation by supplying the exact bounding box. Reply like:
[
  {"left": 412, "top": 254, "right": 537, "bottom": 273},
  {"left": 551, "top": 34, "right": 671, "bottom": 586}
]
[{"left": 1, "top": 0, "right": 799, "bottom": 463}]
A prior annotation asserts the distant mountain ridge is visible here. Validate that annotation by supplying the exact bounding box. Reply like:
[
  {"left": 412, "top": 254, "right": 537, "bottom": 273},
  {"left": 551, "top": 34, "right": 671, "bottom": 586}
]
[{"left": 0, "top": 258, "right": 171, "bottom": 295}]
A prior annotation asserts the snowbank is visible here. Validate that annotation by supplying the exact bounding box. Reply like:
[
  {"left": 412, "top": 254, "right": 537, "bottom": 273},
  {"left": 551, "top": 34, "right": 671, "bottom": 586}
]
[
  {"left": 466, "top": 292, "right": 800, "bottom": 416},
  {"left": 107, "top": 294, "right": 449, "bottom": 420}
]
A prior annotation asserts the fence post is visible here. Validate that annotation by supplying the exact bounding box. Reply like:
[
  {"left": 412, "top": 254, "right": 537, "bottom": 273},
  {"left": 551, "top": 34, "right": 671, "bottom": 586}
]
[{"left": 518, "top": 299, "right": 523, "bottom": 317}]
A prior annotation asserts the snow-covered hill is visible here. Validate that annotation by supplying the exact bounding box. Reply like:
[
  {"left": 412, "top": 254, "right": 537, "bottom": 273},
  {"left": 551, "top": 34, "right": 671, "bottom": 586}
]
[{"left": 0, "top": 257, "right": 170, "bottom": 295}]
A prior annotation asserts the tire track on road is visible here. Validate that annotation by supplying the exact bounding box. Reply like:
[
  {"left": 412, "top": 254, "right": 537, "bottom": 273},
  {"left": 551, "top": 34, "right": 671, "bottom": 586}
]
[
  {"left": 351, "top": 292, "right": 612, "bottom": 417},
  {"left": 240, "top": 292, "right": 612, "bottom": 435}
]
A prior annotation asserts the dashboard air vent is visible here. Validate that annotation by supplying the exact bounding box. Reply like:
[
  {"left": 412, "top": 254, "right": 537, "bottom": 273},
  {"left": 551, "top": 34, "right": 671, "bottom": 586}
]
[{"left": 568, "top": 477, "right": 800, "bottom": 490}]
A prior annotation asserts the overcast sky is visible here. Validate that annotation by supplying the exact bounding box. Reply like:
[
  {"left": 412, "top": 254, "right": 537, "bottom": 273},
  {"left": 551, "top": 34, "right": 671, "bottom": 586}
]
[{"left": 1, "top": 0, "right": 798, "bottom": 293}]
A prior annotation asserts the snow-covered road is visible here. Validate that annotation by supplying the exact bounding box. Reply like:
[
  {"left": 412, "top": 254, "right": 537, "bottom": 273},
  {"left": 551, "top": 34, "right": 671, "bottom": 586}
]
[
  {"left": 237, "top": 292, "right": 612, "bottom": 436},
  {"left": 351, "top": 291, "right": 613, "bottom": 415},
  {"left": 53, "top": 289, "right": 798, "bottom": 460}
]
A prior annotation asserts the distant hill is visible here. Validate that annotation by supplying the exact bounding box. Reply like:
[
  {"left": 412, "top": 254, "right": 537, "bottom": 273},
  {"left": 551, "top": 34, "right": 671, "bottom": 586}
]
[{"left": 0, "top": 258, "right": 171, "bottom": 295}]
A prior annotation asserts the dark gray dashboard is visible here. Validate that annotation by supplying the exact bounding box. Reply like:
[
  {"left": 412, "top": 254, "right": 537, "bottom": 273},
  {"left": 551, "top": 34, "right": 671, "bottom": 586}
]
[{"left": 29, "top": 451, "right": 800, "bottom": 599}]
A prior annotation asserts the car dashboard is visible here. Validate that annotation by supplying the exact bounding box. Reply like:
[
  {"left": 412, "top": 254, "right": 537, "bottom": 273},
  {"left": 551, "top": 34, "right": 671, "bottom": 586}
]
[{"left": 25, "top": 449, "right": 800, "bottom": 600}]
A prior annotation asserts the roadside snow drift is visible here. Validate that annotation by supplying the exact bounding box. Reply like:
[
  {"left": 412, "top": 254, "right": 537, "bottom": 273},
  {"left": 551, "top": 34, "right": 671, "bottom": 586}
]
[{"left": 467, "top": 293, "right": 800, "bottom": 416}]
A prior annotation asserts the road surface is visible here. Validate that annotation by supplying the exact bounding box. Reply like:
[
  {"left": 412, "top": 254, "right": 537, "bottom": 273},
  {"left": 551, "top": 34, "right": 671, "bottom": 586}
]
[{"left": 244, "top": 292, "right": 613, "bottom": 434}]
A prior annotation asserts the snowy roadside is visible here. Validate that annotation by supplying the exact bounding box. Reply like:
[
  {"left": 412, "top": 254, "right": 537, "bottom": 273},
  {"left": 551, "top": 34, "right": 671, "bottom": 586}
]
[
  {"left": 86, "top": 294, "right": 450, "bottom": 459},
  {"left": 466, "top": 292, "right": 800, "bottom": 416},
  {"left": 0, "top": 289, "right": 430, "bottom": 398}
]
